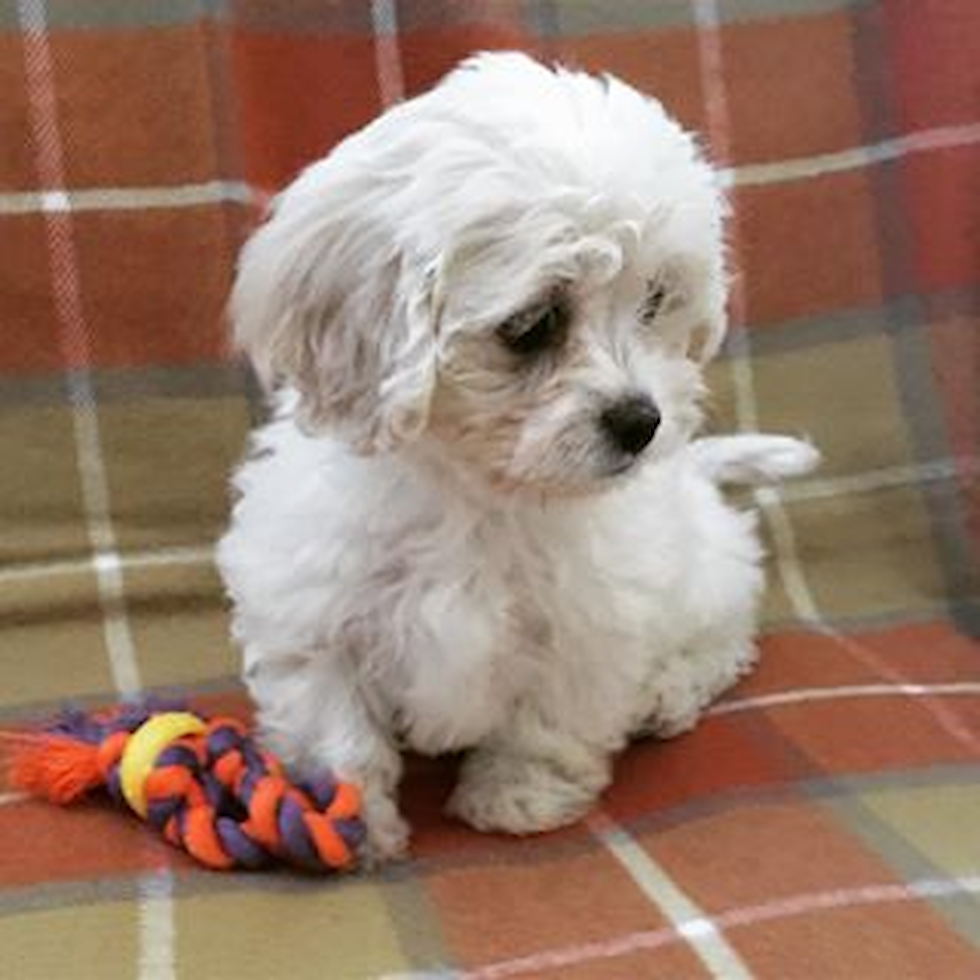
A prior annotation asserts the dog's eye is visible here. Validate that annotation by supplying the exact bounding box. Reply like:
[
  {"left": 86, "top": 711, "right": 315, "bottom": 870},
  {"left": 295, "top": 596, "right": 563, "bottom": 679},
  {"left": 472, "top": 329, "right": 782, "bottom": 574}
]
[
  {"left": 498, "top": 298, "right": 569, "bottom": 355},
  {"left": 640, "top": 281, "right": 669, "bottom": 324}
]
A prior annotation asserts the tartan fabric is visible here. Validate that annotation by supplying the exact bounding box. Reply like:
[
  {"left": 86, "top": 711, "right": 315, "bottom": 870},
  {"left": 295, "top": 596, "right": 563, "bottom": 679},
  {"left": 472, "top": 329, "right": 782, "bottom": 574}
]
[{"left": 1, "top": 0, "right": 978, "bottom": 976}]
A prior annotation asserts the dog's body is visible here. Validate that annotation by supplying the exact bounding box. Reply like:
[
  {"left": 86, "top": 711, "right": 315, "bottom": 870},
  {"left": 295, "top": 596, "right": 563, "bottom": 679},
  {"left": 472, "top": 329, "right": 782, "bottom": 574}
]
[{"left": 218, "top": 53, "right": 817, "bottom": 860}]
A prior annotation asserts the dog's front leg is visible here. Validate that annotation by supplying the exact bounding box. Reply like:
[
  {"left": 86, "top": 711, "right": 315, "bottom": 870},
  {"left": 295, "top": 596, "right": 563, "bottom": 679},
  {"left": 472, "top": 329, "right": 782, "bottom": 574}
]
[
  {"left": 244, "top": 647, "right": 409, "bottom": 865},
  {"left": 447, "top": 701, "right": 614, "bottom": 836}
]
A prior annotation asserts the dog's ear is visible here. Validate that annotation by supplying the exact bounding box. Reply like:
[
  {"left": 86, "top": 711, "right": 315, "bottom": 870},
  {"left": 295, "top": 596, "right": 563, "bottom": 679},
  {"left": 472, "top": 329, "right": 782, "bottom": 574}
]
[{"left": 230, "top": 162, "right": 442, "bottom": 453}]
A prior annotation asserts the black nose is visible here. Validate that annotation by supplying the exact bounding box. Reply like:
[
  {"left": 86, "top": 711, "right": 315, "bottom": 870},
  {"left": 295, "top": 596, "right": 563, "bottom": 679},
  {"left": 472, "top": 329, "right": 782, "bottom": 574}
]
[{"left": 600, "top": 395, "right": 661, "bottom": 455}]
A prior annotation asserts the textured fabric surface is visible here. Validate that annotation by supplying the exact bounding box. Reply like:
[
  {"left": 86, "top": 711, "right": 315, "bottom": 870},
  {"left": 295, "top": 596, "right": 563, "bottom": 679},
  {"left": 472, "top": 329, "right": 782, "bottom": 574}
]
[{"left": 1, "top": 1, "right": 979, "bottom": 977}]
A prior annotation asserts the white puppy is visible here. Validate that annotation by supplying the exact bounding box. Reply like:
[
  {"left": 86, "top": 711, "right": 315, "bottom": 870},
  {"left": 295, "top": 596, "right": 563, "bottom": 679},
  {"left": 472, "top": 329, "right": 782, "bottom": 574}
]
[{"left": 217, "top": 52, "right": 817, "bottom": 862}]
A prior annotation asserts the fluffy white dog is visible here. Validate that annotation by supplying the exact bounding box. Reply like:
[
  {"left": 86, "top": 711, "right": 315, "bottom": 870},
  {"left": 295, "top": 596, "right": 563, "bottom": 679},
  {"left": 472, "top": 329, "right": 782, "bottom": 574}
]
[{"left": 217, "top": 52, "right": 817, "bottom": 862}]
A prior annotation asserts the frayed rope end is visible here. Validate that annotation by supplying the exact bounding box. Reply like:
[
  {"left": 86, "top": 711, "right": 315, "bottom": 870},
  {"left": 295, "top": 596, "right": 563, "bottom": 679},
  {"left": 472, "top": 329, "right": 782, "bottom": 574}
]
[{"left": 7, "top": 736, "right": 105, "bottom": 805}]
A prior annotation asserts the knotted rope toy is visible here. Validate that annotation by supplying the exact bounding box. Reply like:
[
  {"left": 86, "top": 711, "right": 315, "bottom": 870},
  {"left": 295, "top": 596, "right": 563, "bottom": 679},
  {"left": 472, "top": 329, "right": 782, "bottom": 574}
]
[{"left": 4, "top": 703, "right": 364, "bottom": 872}]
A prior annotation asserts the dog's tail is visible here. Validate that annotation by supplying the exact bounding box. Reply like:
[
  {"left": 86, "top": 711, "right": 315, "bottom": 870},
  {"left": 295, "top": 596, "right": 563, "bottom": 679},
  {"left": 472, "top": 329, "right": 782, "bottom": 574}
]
[{"left": 688, "top": 434, "right": 820, "bottom": 487}]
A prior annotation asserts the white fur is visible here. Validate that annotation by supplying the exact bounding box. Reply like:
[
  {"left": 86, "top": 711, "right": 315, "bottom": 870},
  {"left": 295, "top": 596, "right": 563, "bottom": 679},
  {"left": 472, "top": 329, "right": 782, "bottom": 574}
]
[{"left": 217, "top": 53, "right": 818, "bottom": 861}]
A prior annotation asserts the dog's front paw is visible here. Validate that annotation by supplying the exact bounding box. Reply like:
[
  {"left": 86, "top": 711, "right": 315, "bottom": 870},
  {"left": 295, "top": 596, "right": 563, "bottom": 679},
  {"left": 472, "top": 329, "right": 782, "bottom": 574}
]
[
  {"left": 358, "top": 789, "right": 411, "bottom": 868},
  {"left": 447, "top": 752, "right": 599, "bottom": 835}
]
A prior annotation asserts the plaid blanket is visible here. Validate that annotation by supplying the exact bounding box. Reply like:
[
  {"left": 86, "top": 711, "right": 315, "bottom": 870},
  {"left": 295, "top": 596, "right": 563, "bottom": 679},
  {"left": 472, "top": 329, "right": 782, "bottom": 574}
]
[{"left": 2, "top": 1, "right": 978, "bottom": 977}]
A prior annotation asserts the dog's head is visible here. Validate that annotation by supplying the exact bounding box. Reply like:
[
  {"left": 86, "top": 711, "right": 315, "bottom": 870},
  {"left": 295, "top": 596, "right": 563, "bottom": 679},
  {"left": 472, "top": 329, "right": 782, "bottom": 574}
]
[{"left": 232, "top": 52, "right": 728, "bottom": 495}]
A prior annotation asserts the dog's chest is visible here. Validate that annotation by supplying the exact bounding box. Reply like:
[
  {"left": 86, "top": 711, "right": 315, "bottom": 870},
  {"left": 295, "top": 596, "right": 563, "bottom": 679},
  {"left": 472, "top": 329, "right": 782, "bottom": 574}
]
[
  {"left": 365, "top": 507, "right": 644, "bottom": 753},
  {"left": 359, "top": 512, "right": 521, "bottom": 750}
]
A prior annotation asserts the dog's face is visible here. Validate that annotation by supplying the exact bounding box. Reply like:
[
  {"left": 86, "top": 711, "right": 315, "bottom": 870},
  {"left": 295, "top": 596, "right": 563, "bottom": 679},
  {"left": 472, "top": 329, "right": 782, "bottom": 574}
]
[
  {"left": 428, "top": 219, "right": 715, "bottom": 495},
  {"left": 232, "top": 53, "right": 728, "bottom": 497}
]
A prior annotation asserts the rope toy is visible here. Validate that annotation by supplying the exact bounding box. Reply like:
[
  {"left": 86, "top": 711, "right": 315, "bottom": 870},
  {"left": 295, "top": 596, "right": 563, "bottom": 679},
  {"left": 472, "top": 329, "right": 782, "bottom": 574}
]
[{"left": 4, "top": 703, "right": 364, "bottom": 873}]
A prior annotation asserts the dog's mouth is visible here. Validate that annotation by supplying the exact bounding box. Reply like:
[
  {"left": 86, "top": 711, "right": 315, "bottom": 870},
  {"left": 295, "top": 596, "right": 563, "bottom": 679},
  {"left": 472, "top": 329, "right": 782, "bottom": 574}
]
[
  {"left": 604, "top": 457, "right": 639, "bottom": 478},
  {"left": 489, "top": 430, "right": 669, "bottom": 499},
  {"left": 507, "top": 454, "right": 647, "bottom": 498},
  {"left": 488, "top": 464, "right": 631, "bottom": 500}
]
